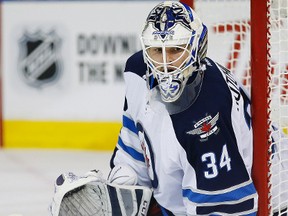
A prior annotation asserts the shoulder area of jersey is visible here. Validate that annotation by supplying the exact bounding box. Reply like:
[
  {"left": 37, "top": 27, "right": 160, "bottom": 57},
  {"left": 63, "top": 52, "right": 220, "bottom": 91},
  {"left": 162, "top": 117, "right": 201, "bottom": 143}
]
[
  {"left": 124, "top": 50, "right": 147, "bottom": 78},
  {"left": 202, "top": 57, "right": 215, "bottom": 68}
]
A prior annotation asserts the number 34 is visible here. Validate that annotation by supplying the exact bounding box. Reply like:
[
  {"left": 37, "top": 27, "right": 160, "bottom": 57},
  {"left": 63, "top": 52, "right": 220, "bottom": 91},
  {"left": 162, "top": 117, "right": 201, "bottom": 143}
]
[{"left": 201, "top": 144, "right": 232, "bottom": 179}]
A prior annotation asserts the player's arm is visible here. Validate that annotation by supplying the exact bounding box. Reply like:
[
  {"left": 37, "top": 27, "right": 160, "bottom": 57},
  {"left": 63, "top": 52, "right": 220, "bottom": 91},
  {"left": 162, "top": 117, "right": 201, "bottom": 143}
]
[
  {"left": 109, "top": 53, "right": 152, "bottom": 188},
  {"left": 238, "top": 86, "right": 254, "bottom": 174},
  {"left": 108, "top": 111, "right": 151, "bottom": 187}
]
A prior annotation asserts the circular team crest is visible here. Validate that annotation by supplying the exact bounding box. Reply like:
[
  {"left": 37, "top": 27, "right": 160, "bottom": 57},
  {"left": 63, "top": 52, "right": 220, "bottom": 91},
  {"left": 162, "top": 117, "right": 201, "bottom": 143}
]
[
  {"left": 18, "top": 30, "right": 62, "bottom": 88},
  {"left": 136, "top": 122, "right": 159, "bottom": 188}
]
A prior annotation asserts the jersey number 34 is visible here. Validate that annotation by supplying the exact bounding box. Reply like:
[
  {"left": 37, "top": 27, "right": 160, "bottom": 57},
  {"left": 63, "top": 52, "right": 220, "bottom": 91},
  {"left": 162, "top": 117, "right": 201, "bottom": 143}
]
[{"left": 201, "top": 144, "right": 232, "bottom": 179}]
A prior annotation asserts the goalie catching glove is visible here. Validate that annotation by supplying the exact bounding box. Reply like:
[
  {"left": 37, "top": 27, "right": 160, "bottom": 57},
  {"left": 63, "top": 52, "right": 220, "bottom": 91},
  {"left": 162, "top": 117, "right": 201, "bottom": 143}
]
[{"left": 49, "top": 170, "right": 152, "bottom": 216}]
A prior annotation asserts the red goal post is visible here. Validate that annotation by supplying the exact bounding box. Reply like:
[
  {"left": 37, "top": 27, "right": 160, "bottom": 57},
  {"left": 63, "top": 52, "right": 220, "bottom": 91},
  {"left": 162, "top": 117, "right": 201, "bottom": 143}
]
[
  {"left": 250, "top": 1, "right": 270, "bottom": 215},
  {"left": 181, "top": 0, "right": 288, "bottom": 215}
]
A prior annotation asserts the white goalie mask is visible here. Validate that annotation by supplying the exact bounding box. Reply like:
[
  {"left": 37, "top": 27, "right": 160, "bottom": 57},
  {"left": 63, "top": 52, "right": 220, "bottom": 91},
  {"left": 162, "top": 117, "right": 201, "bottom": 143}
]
[{"left": 141, "top": 1, "right": 207, "bottom": 102}]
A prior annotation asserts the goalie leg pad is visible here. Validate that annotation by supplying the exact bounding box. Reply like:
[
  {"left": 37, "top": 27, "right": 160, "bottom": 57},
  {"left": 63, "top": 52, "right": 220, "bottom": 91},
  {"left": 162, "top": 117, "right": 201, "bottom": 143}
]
[{"left": 107, "top": 184, "right": 151, "bottom": 216}]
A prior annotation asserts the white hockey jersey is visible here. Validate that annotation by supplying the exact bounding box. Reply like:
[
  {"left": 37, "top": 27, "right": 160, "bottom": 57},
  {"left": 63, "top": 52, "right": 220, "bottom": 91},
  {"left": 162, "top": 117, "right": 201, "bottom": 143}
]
[{"left": 110, "top": 51, "right": 258, "bottom": 215}]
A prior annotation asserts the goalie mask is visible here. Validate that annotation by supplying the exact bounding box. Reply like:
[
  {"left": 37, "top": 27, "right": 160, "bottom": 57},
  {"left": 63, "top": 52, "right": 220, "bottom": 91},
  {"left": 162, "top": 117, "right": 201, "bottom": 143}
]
[{"left": 141, "top": 1, "right": 207, "bottom": 102}]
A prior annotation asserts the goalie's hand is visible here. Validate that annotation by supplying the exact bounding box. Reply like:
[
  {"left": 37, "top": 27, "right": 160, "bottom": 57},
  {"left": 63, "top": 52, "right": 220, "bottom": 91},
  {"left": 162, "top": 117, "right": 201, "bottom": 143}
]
[
  {"left": 49, "top": 170, "right": 105, "bottom": 216},
  {"left": 49, "top": 170, "right": 153, "bottom": 216}
]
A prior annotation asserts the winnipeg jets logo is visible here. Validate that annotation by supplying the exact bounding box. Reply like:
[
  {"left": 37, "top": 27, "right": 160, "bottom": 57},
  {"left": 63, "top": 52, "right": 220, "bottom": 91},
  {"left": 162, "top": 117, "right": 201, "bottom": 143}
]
[
  {"left": 147, "top": 2, "right": 192, "bottom": 37},
  {"left": 140, "top": 137, "right": 150, "bottom": 168},
  {"left": 187, "top": 112, "right": 220, "bottom": 141},
  {"left": 137, "top": 122, "right": 159, "bottom": 188}
]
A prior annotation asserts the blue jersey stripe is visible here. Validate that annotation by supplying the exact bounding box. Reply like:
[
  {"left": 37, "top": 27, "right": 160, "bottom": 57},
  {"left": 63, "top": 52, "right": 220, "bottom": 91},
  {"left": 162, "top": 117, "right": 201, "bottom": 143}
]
[
  {"left": 117, "top": 136, "right": 145, "bottom": 162},
  {"left": 245, "top": 212, "right": 257, "bottom": 216},
  {"left": 209, "top": 212, "right": 257, "bottom": 216},
  {"left": 160, "top": 207, "right": 175, "bottom": 216},
  {"left": 209, "top": 211, "right": 256, "bottom": 216},
  {"left": 196, "top": 198, "right": 255, "bottom": 215},
  {"left": 209, "top": 213, "right": 256, "bottom": 216},
  {"left": 123, "top": 115, "right": 138, "bottom": 135},
  {"left": 183, "top": 182, "right": 256, "bottom": 204}
]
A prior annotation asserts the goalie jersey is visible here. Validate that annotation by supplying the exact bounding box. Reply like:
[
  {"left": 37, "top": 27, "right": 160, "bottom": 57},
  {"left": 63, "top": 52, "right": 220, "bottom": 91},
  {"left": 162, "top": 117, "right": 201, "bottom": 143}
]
[{"left": 110, "top": 51, "right": 258, "bottom": 215}]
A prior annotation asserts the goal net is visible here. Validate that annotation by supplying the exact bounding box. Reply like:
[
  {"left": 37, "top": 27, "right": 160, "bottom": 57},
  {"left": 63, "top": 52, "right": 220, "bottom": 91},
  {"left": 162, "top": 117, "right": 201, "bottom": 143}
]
[{"left": 181, "top": 0, "right": 288, "bottom": 215}]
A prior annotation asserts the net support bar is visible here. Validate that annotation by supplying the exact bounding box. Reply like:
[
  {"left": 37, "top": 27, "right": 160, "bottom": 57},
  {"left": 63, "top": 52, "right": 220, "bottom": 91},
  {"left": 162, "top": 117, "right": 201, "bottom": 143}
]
[{"left": 251, "top": 0, "right": 270, "bottom": 215}]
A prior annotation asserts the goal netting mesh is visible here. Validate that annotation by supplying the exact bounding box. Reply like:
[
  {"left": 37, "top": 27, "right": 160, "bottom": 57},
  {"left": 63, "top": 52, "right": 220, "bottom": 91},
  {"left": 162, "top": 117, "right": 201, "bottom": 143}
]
[{"left": 189, "top": 0, "right": 288, "bottom": 215}]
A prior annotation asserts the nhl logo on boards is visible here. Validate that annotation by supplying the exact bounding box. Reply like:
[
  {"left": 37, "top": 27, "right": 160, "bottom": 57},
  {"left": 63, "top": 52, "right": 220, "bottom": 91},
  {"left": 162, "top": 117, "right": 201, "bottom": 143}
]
[
  {"left": 18, "top": 30, "right": 62, "bottom": 88},
  {"left": 186, "top": 112, "right": 220, "bottom": 141}
]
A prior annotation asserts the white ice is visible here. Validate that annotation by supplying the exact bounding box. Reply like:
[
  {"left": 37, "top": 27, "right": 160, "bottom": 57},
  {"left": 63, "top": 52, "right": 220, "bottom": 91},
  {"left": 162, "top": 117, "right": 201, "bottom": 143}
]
[{"left": 0, "top": 149, "right": 112, "bottom": 216}]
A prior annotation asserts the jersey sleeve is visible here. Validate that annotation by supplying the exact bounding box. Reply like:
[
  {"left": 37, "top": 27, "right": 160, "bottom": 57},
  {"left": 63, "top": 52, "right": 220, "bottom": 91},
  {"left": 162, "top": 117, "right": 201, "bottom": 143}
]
[
  {"left": 238, "top": 86, "right": 253, "bottom": 174},
  {"left": 109, "top": 51, "right": 152, "bottom": 187}
]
